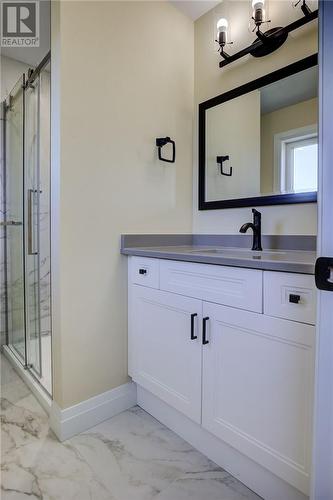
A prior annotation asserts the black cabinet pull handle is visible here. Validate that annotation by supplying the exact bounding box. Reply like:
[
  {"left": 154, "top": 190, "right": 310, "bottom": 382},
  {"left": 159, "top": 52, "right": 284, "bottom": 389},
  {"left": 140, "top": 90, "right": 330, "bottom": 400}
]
[
  {"left": 202, "top": 317, "right": 209, "bottom": 345},
  {"left": 139, "top": 268, "right": 147, "bottom": 275},
  {"left": 190, "top": 313, "right": 198, "bottom": 340},
  {"left": 289, "top": 294, "right": 301, "bottom": 304}
]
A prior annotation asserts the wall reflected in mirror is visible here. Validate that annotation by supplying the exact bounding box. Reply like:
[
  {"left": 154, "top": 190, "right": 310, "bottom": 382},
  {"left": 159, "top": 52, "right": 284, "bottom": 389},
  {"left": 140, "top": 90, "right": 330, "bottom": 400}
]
[{"left": 205, "top": 64, "right": 318, "bottom": 204}]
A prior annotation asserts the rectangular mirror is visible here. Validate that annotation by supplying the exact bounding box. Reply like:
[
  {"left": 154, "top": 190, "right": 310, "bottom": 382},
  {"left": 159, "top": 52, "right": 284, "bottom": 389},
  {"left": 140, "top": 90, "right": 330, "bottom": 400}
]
[{"left": 199, "top": 55, "right": 318, "bottom": 209}]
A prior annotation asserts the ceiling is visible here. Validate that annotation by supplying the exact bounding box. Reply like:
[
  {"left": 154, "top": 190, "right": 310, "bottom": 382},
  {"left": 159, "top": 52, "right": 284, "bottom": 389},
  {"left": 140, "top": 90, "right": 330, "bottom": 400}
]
[
  {"left": 260, "top": 65, "right": 318, "bottom": 114},
  {"left": 171, "top": 1, "right": 221, "bottom": 21}
]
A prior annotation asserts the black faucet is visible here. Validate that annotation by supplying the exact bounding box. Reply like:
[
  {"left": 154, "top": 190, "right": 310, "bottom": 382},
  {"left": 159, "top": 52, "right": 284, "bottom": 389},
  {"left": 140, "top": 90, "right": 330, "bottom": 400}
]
[{"left": 239, "top": 209, "right": 263, "bottom": 251}]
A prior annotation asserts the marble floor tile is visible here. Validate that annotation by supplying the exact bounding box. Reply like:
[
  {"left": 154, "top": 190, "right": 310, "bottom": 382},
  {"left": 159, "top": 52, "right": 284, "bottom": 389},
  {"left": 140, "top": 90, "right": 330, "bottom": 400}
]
[
  {"left": 155, "top": 471, "right": 260, "bottom": 500},
  {"left": 1, "top": 354, "right": 261, "bottom": 500}
]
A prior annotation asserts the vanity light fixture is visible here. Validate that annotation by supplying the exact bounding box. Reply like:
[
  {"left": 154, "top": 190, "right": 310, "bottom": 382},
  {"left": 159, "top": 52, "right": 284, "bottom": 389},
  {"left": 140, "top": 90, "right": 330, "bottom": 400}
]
[{"left": 216, "top": 0, "right": 318, "bottom": 68}]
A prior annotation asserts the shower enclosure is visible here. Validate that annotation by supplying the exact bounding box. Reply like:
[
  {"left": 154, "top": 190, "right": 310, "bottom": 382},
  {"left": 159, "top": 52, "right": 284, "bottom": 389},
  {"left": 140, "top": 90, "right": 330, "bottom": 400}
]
[{"left": 1, "top": 53, "right": 52, "bottom": 396}]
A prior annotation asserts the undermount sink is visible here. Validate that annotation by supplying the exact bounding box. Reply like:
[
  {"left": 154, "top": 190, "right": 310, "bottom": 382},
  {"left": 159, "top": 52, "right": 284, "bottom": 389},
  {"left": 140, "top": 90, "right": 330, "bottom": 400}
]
[{"left": 189, "top": 248, "right": 288, "bottom": 260}]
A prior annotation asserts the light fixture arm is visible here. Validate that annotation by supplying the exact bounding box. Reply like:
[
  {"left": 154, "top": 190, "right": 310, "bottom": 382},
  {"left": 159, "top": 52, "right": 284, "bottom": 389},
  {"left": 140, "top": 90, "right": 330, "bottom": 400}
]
[
  {"left": 294, "top": 0, "right": 312, "bottom": 16},
  {"left": 301, "top": 0, "right": 312, "bottom": 16},
  {"left": 219, "top": 47, "right": 231, "bottom": 60},
  {"left": 255, "top": 29, "right": 268, "bottom": 42}
]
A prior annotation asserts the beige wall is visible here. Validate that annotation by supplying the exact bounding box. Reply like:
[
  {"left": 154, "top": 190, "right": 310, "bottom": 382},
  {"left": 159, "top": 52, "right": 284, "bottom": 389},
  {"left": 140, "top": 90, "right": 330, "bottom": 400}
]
[
  {"left": 52, "top": 1, "right": 193, "bottom": 408},
  {"left": 206, "top": 90, "right": 261, "bottom": 201},
  {"left": 261, "top": 97, "right": 318, "bottom": 193},
  {"left": 194, "top": 0, "right": 318, "bottom": 234}
]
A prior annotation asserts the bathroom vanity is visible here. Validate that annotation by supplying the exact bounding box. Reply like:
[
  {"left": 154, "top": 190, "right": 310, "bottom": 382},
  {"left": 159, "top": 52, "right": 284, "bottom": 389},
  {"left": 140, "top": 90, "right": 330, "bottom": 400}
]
[{"left": 122, "top": 236, "right": 317, "bottom": 500}]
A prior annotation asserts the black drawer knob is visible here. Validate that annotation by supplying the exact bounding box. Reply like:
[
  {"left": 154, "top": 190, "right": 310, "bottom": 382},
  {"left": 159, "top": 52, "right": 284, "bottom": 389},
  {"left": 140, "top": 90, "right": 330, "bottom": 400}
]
[
  {"left": 289, "top": 294, "right": 301, "bottom": 304},
  {"left": 139, "top": 268, "right": 147, "bottom": 275}
]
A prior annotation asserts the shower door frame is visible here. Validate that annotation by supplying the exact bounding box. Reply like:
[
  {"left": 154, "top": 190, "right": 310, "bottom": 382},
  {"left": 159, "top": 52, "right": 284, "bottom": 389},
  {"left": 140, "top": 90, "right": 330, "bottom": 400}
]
[
  {"left": 25, "top": 70, "right": 42, "bottom": 379},
  {"left": 2, "top": 51, "right": 52, "bottom": 395}
]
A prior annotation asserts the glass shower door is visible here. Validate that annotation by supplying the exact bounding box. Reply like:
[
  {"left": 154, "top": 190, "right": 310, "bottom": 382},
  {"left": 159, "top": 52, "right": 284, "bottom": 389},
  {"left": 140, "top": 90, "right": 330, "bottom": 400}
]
[
  {"left": 4, "top": 57, "right": 52, "bottom": 395},
  {"left": 25, "top": 76, "right": 42, "bottom": 378},
  {"left": 5, "top": 74, "right": 42, "bottom": 378},
  {"left": 5, "top": 77, "right": 26, "bottom": 362}
]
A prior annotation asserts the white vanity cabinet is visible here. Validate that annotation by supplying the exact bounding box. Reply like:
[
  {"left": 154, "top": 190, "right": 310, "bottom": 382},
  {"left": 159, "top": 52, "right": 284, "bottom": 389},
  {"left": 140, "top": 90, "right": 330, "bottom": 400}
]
[{"left": 128, "top": 256, "right": 316, "bottom": 498}]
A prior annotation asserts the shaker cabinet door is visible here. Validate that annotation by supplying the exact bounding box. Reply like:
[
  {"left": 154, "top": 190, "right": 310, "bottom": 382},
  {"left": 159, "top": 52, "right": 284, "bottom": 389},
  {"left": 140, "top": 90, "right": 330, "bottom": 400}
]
[
  {"left": 201, "top": 301, "right": 315, "bottom": 495},
  {"left": 130, "top": 285, "right": 202, "bottom": 423}
]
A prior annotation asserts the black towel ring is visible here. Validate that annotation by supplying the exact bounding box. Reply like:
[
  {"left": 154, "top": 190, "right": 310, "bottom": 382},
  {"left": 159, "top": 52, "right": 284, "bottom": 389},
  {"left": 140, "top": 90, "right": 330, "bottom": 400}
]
[{"left": 156, "top": 137, "right": 176, "bottom": 163}]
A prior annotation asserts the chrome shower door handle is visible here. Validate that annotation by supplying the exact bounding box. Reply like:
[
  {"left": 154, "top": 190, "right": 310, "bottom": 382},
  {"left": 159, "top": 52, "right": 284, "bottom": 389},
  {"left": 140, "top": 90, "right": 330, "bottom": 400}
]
[
  {"left": 0, "top": 221, "right": 23, "bottom": 226},
  {"left": 28, "top": 189, "right": 38, "bottom": 255}
]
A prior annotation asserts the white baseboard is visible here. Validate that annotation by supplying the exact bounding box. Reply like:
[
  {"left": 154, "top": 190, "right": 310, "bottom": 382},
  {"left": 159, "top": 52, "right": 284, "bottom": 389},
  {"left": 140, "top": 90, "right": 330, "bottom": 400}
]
[
  {"left": 137, "top": 385, "right": 308, "bottom": 500},
  {"left": 50, "top": 382, "right": 137, "bottom": 441}
]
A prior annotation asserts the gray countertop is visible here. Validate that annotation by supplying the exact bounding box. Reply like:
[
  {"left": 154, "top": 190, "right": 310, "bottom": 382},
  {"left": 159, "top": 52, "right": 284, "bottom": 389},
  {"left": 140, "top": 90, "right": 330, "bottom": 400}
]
[{"left": 120, "top": 235, "right": 316, "bottom": 274}]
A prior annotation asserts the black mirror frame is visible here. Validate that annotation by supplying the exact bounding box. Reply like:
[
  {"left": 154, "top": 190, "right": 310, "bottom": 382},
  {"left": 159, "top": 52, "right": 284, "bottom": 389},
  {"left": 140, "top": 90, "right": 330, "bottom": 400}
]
[{"left": 198, "top": 54, "right": 318, "bottom": 210}]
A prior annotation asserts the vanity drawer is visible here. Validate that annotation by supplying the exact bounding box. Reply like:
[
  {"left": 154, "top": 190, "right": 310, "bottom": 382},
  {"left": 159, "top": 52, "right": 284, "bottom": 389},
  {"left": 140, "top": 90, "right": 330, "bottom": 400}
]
[
  {"left": 264, "top": 272, "right": 316, "bottom": 325},
  {"left": 160, "top": 260, "right": 263, "bottom": 313},
  {"left": 129, "top": 257, "right": 159, "bottom": 289}
]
